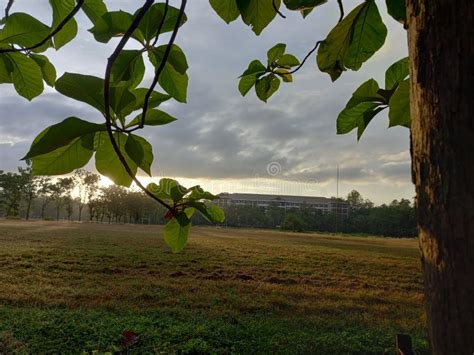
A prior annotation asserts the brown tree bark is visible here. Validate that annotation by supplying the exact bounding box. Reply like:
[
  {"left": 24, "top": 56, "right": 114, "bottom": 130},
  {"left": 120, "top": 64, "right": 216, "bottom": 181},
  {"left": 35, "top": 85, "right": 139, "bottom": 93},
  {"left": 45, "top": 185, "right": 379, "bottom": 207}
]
[{"left": 407, "top": 1, "right": 474, "bottom": 354}]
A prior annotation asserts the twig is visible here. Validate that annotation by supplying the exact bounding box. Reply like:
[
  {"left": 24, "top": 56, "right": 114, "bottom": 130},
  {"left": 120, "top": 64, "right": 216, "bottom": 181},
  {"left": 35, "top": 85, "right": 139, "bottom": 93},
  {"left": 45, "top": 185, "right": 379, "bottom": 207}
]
[
  {"left": 4, "top": 0, "right": 13, "bottom": 18},
  {"left": 272, "top": 41, "right": 322, "bottom": 76},
  {"left": 0, "top": 0, "right": 85, "bottom": 54},
  {"left": 140, "top": 0, "right": 187, "bottom": 128},
  {"left": 103, "top": 0, "right": 173, "bottom": 211},
  {"left": 337, "top": 0, "right": 344, "bottom": 23},
  {"left": 273, "top": 0, "right": 286, "bottom": 19}
]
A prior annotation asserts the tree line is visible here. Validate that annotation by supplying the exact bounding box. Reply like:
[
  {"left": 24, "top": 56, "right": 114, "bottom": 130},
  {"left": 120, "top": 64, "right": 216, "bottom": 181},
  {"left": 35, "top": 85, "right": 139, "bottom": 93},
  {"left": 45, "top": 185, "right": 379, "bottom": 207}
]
[{"left": 0, "top": 168, "right": 415, "bottom": 237}]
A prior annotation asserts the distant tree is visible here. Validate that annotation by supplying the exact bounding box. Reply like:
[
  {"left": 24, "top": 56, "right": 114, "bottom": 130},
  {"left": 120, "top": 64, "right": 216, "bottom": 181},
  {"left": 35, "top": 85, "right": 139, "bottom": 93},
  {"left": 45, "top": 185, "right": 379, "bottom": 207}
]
[
  {"left": 18, "top": 166, "right": 40, "bottom": 220},
  {"left": 74, "top": 169, "right": 100, "bottom": 222},
  {"left": 37, "top": 177, "right": 53, "bottom": 220},
  {"left": 0, "top": 170, "right": 23, "bottom": 217},
  {"left": 282, "top": 213, "right": 304, "bottom": 232},
  {"left": 50, "top": 178, "right": 74, "bottom": 221}
]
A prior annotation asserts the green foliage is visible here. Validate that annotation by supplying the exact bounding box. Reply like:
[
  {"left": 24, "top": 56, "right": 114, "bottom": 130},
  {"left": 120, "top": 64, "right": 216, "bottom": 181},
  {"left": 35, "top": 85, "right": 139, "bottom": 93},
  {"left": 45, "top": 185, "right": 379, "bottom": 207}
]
[
  {"left": 386, "top": 0, "right": 406, "bottom": 24},
  {"left": 55, "top": 73, "right": 105, "bottom": 112},
  {"left": 148, "top": 179, "right": 223, "bottom": 251},
  {"left": 127, "top": 109, "right": 176, "bottom": 127},
  {"left": 149, "top": 45, "right": 189, "bottom": 103},
  {"left": 317, "top": 0, "right": 387, "bottom": 81},
  {"left": 30, "top": 54, "right": 56, "bottom": 87},
  {"left": 81, "top": 0, "right": 108, "bottom": 24},
  {"left": 283, "top": 0, "right": 327, "bottom": 11},
  {"left": 211, "top": 0, "right": 281, "bottom": 35},
  {"left": 0, "top": 13, "right": 52, "bottom": 52},
  {"left": 89, "top": 11, "right": 145, "bottom": 44},
  {"left": 2, "top": 52, "right": 44, "bottom": 100},
  {"left": 388, "top": 79, "right": 410, "bottom": 127},
  {"left": 238, "top": 43, "right": 300, "bottom": 101},
  {"left": 209, "top": 0, "right": 240, "bottom": 24},
  {"left": 24, "top": 117, "right": 105, "bottom": 159},
  {"left": 31, "top": 134, "right": 95, "bottom": 175},
  {"left": 337, "top": 58, "right": 410, "bottom": 139},
  {"left": 95, "top": 132, "right": 137, "bottom": 187},
  {"left": 138, "top": 3, "right": 188, "bottom": 42},
  {"left": 110, "top": 50, "right": 145, "bottom": 88},
  {"left": 164, "top": 208, "right": 194, "bottom": 253},
  {"left": 124, "top": 134, "right": 154, "bottom": 176}
]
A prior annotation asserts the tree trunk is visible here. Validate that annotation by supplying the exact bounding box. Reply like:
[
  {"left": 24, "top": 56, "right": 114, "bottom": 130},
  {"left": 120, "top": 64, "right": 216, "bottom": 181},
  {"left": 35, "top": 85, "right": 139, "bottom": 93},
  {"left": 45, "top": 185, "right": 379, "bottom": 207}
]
[
  {"left": 407, "top": 1, "right": 474, "bottom": 354},
  {"left": 25, "top": 197, "right": 32, "bottom": 220},
  {"left": 78, "top": 205, "right": 83, "bottom": 222}
]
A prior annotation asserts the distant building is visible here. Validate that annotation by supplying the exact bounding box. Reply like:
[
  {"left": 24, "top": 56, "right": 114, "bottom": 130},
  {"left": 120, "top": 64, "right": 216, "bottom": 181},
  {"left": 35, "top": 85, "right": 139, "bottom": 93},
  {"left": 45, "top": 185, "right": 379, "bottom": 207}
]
[{"left": 216, "top": 193, "right": 349, "bottom": 217}]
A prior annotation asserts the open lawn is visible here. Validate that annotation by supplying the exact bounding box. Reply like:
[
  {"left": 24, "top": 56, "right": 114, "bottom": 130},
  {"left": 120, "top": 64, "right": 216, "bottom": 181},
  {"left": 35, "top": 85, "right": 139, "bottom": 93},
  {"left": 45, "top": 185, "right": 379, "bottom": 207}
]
[{"left": 0, "top": 220, "right": 428, "bottom": 354}]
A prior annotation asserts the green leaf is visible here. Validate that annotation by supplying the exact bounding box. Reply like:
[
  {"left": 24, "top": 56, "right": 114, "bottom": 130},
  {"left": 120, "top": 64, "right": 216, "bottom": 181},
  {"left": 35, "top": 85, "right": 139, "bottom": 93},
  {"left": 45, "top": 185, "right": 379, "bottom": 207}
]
[
  {"left": 50, "top": 0, "right": 78, "bottom": 49},
  {"left": 127, "top": 109, "right": 177, "bottom": 128},
  {"left": 239, "top": 75, "right": 258, "bottom": 96},
  {"left": 278, "top": 53, "right": 300, "bottom": 67},
  {"left": 357, "top": 106, "right": 386, "bottom": 140},
  {"left": 388, "top": 79, "right": 410, "bottom": 127},
  {"left": 187, "top": 185, "right": 218, "bottom": 201},
  {"left": 0, "top": 55, "right": 13, "bottom": 83},
  {"left": 89, "top": 11, "right": 145, "bottom": 44},
  {"left": 31, "top": 133, "right": 94, "bottom": 175},
  {"left": 30, "top": 54, "right": 56, "bottom": 87},
  {"left": 241, "top": 59, "right": 267, "bottom": 77},
  {"left": 5, "top": 52, "right": 43, "bottom": 100},
  {"left": 150, "top": 44, "right": 188, "bottom": 75},
  {"left": 154, "top": 61, "right": 188, "bottom": 103},
  {"left": 267, "top": 43, "right": 286, "bottom": 65},
  {"left": 110, "top": 85, "right": 136, "bottom": 122},
  {"left": 274, "top": 69, "right": 292, "bottom": 82},
  {"left": 317, "top": 0, "right": 387, "bottom": 81},
  {"left": 137, "top": 3, "right": 187, "bottom": 42},
  {"left": 255, "top": 74, "right": 280, "bottom": 102},
  {"left": 24, "top": 117, "right": 105, "bottom": 159},
  {"left": 210, "top": 0, "right": 240, "bottom": 24},
  {"left": 131, "top": 88, "right": 171, "bottom": 111},
  {"left": 95, "top": 132, "right": 137, "bottom": 187},
  {"left": 125, "top": 134, "right": 154, "bottom": 176},
  {"left": 148, "top": 45, "right": 188, "bottom": 102},
  {"left": 111, "top": 50, "right": 144, "bottom": 88},
  {"left": 82, "top": 0, "right": 108, "bottom": 24},
  {"left": 337, "top": 101, "right": 380, "bottom": 135},
  {"left": 148, "top": 178, "right": 186, "bottom": 202},
  {"left": 0, "top": 13, "right": 52, "bottom": 52},
  {"left": 283, "top": 0, "right": 327, "bottom": 11},
  {"left": 55, "top": 73, "right": 104, "bottom": 112},
  {"left": 386, "top": 0, "right": 406, "bottom": 24},
  {"left": 188, "top": 202, "right": 225, "bottom": 223},
  {"left": 385, "top": 57, "right": 409, "bottom": 90},
  {"left": 346, "top": 79, "right": 383, "bottom": 109},
  {"left": 164, "top": 214, "right": 191, "bottom": 253},
  {"left": 237, "top": 0, "right": 280, "bottom": 35}
]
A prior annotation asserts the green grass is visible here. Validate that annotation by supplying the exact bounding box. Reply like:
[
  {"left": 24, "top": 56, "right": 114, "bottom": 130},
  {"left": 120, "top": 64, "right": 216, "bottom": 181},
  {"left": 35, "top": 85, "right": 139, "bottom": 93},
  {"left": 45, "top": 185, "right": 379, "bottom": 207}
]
[{"left": 0, "top": 221, "right": 428, "bottom": 354}]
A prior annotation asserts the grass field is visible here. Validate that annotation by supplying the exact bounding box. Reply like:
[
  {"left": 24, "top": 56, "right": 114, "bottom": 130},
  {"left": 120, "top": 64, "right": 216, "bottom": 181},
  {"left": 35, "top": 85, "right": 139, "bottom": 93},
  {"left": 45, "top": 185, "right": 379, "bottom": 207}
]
[{"left": 0, "top": 220, "right": 428, "bottom": 354}]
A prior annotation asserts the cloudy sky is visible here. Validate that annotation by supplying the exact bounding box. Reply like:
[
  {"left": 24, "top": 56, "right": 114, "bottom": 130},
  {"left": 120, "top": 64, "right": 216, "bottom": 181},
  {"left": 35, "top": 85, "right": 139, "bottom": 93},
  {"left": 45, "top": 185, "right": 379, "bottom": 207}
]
[{"left": 0, "top": 0, "right": 412, "bottom": 204}]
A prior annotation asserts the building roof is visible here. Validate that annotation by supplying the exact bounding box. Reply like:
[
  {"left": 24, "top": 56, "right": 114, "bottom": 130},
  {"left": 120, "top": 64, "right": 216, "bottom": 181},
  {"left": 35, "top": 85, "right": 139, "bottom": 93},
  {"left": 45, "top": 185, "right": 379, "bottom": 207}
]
[{"left": 218, "top": 193, "right": 344, "bottom": 205}]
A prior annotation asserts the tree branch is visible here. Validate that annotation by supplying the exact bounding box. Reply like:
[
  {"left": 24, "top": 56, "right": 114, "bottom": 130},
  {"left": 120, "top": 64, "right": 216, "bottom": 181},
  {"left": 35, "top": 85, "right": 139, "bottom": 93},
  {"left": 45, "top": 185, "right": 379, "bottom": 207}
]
[
  {"left": 337, "top": 0, "right": 344, "bottom": 23},
  {"left": 4, "top": 0, "right": 13, "bottom": 18},
  {"left": 0, "top": 0, "right": 85, "bottom": 54},
  {"left": 140, "top": 0, "right": 187, "bottom": 128},
  {"left": 103, "top": 0, "right": 173, "bottom": 211}
]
